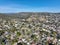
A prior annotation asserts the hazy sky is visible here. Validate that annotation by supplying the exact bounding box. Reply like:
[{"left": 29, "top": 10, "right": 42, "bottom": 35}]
[{"left": 0, "top": 0, "right": 60, "bottom": 13}]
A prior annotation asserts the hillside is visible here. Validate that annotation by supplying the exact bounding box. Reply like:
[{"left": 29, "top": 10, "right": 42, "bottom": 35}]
[{"left": 0, "top": 12, "right": 60, "bottom": 45}]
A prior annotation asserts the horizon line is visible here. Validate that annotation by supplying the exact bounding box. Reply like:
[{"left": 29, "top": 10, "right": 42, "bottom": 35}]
[{"left": 0, "top": 12, "right": 60, "bottom": 13}]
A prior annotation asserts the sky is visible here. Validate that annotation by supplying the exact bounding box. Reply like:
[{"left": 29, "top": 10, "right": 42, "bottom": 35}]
[{"left": 0, "top": 0, "right": 60, "bottom": 13}]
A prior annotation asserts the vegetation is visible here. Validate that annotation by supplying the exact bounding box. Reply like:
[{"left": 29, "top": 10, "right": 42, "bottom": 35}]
[{"left": 0, "top": 12, "right": 60, "bottom": 45}]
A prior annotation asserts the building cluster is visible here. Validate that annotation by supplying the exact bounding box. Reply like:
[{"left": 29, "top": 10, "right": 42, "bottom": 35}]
[{"left": 0, "top": 15, "right": 60, "bottom": 45}]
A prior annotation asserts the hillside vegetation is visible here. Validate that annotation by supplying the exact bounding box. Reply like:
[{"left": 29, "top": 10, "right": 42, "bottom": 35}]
[{"left": 0, "top": 12, "right": 60, "bottom": 45}]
